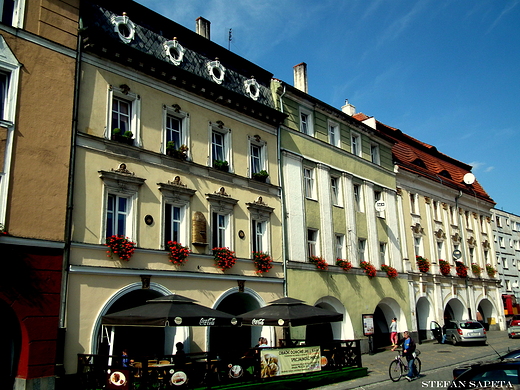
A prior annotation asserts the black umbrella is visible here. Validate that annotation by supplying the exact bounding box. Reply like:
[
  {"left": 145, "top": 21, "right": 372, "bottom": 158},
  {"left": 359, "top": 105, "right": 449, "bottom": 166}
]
[
  {"left": 239, "top": 297, "right": 343, "bottom": 327},
  {"left": 102, "top": 294, "right": 240, "bottom": 327}
]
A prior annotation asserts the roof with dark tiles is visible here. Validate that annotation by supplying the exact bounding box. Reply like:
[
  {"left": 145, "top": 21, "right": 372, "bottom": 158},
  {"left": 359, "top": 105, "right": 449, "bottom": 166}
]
[{"left": 353, "top": 113, "right": 494, "bottom": 204}]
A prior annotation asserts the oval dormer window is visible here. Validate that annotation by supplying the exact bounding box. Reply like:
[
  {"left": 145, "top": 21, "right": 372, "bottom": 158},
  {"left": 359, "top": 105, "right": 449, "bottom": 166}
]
[
  {"left": 163, "top": 38, "right": 185, "bottom": 66},
  {"left": 111, "top": 13, "right": 135, "bottom": 44},
  {"left": 244, "top": 77, "right": 260, "bottom": 100},
  {"left": 206, "top": 59, "right": 226, "bottom": 84}
]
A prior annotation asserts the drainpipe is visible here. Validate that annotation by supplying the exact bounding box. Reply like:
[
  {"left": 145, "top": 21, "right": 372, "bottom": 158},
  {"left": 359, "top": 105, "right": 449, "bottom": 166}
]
[
  {"left": 57, "top": 17, "right": 83, "bottom": 374},
  {"left": 277, "top": 83, "right": 287, "bottom": 297}
]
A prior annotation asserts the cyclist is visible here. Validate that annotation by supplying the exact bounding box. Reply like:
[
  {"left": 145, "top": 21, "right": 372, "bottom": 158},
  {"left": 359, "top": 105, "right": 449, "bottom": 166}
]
[{"left": 391, "top": 331, "right": 418, "bottom": 381}]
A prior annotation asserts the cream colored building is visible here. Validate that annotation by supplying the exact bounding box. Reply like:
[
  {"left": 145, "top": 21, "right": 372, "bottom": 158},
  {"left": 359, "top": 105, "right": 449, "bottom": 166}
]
[{"left": 63, "top": 1, "right": 286, "bottom": 375}]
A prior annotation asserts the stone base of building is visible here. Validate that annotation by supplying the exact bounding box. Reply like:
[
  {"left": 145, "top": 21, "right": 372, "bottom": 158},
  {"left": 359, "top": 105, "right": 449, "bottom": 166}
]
[{"left": 14, "top": 376, "right": 55, "bottom": 390}]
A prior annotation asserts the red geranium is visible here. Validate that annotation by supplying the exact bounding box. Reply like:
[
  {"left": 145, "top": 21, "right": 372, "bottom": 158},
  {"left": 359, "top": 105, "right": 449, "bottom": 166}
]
[
  {"left": 455, "top": 262, "right": 468, "bottom": 278},
  {"left": 105, "top": 235, "right": 136, "bottom": 261},
  {"left": 309, "top": 255, "right": 328, "bottom": 270},
  {"left": 252, "top": 251, "right": 273, "bottom": 274},
  {"left": 213, "top": 247, "right": 236, "bottom": 271},
  {"left": 336, "top": 259, "right": 352, "bottom": 271},
  {"left": 439, "top": 259, "right": 451, "bottom": 276},
  {"left": 360, "top": 261, "right": 377, "bottom": 277},
  {"left": 381, "top": 264, "right": 398, "bottom": 278},
  {"left": 416, "top": 256, "right": 430, "bottom": 273},
  {"left": 166, "top": 241, "right": 191, "bottom": 265}
]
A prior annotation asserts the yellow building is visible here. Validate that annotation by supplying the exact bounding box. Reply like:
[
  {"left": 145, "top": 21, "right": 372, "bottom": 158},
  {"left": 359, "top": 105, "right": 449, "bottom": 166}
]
[{"left": 63, "top": 1, "right": 286, "bottom": 376}]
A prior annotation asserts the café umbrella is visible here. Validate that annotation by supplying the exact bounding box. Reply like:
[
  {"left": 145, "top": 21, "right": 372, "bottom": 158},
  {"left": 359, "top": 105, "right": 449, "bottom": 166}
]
[
  {"left": 101, "top": 293, "right": 241, "bottom": 327},
  {"left": 239, "top": 297, "right": 343, "bottom": 327}
]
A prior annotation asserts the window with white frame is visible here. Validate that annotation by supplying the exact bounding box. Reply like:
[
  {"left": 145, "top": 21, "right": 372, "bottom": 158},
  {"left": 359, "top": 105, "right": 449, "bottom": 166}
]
[
  {"left": 299, "top": 108, "right": 313, "bottom": 136},
  {"left": 304, "top": 167, "right": 315, "bottom": 199},
  {"left": 499, "top": 236, "right": 505, "bottom": 248},
  {"left": 370, "top": 143, "right": 380, "bottom": 165},
  {"left": 437, "top": 241, "right": 444, "bottom": 260},
  {"left": 414, "top": 236, "right": 422, "bottom": 258},
  {"left": 506, "top": 279, "right": 512, "bottom": 291},
  {"left": 158, "top": 179, "right": 195, "bottom": 248},
  {"left": 0, "top": 36, "right": 20, "bottom": 226},
  {"left": 99, "top": 167, "right": 145, "bottom": 242},
  {"left": 247, "top": 199, "right": 273, "bottom": 255},
  {"left": 0, "top": 0, "right": 24, "bottom": 27},
  {"left": 331, "top": 176, "right": 342, "bottom": 206},
  {"left": 450, "top": 206, "right": 457, "bottom": 225},
  {"left": 163, "top": 105, "right": 189, "bottom": 156},
  {"left": 307, "top": 229, "right": 318, "bottom": 258},
  {"left": 358, "top": 239, "right": 366, "bottom": 262},
  {"left": 496, "top": 216, "right": 502, "bottom": 228},
  {"left": 329, "top": 121, "right": 340, "bottom": 147},
  {"left": 351, "top": 133, "right": 361, "bottom": 157},
  {"left": 410, "top": 193, "right": 418, "bottom": 214},
  {"left": 249, "top": 136, "right": 267, "bottom": 178},
  {"left": 503, "top": 257, "right": 508, "bottom": 269},
  {"left": 207, "top": 190, "right": 237, "bottom": 249},
  {"left": 210, "top": 122, "right": 231, "bottom": 170},
  {"left": 353, "top": 183, "right": 363, "bottom": 212},
  {"left": 469, "top": 247, "right": 475, "bottom": 263},
  {"left": 335, "top": 234, "right": 345, "bottom": 260},
  {"left": 108, "top": 85, "right": 140, "bottom": 145},
  {"left": 433, "top": 200, "right": 439, "bottom": 221},
  {"left": 379, "top": 242, "right": 387, "bottom": 265}
]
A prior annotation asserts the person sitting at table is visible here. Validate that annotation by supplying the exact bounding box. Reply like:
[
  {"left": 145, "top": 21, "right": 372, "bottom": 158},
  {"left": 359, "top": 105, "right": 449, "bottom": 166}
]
[
  {"left": 174, "top": 342, "right": 187, "bottom": 365},
  {"left": 121, "top": 349, "right": 133, "bottom": 367},
  {"left": 259, "top": 337, "right": 269, "bottom": 348}
]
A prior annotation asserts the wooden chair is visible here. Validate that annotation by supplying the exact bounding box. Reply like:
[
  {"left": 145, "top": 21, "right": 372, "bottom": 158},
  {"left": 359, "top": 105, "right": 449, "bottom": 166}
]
[{"left": 132, "top": 362, "right": 142, "bottom": 378}]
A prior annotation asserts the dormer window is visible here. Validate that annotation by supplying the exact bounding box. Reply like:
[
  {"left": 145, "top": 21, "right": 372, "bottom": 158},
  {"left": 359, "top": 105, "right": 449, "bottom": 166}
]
[
  {"left": 244, "top": 77, "right": 260, "bottom": 100},
  {"left": 207, "top": 59, "right": 226, "bottom": 84},
  {"left": 111, "top": 13, "right": 135, "bottom": 44},
  {"left": 163, "top": 38, "right": 185, "bottom": 66},
  {"left": 439, "top": 170, "right": 452, "bottom": 179},
  {"left": 412, "top": 158, "right": 426, "bottom": 168}
]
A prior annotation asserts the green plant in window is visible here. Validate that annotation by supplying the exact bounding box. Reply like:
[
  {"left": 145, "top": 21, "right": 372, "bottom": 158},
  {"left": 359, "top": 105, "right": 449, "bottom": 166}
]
[
  {"left": 252, "top": 170, "right": 269, "bottom": 182},
  {"left": 213, "top": 160, "right": 229, "bottom": 172}
]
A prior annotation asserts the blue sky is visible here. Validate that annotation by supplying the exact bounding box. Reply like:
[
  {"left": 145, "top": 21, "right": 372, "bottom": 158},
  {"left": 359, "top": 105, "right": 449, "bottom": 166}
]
[{"left": 136, "top": 0, "right": 520, "bottom": 215}]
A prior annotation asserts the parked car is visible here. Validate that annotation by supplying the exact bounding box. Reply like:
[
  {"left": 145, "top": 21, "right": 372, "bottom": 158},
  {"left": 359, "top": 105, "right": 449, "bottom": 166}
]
[
  {"left": 453, "top": 348, "right": 520, "bottom": 379},
  {"left": 449, "top": 359, "right": 520, "bottom": 389},
  {"left": 509, "top": 326, "right": 520, "bottom": 339},
  {"left": 445, "top": 320, "right": 487, "bottom": 345},
  {"left": 510, "top": 315, "right": 520, "bottom": 327}
]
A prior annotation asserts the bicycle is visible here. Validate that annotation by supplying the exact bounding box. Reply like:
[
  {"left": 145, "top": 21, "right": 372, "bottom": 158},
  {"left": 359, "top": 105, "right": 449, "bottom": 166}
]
[{"left": 388, "top": 349, "right": 421, "bottom": 382}]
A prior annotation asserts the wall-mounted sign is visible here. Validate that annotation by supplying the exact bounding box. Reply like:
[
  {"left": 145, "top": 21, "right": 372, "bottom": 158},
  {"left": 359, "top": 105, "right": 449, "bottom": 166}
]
[
  {"left": 375, "top": 200, "right": 386, "bottom": 212},
  {"left": 362, "top": 314, "right": 374, "bottom": 336}
]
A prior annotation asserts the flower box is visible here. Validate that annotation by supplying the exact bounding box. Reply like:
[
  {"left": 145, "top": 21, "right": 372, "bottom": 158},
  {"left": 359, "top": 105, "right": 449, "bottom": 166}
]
[
  {"left": 455, "top": 261, "right": 468, "bottom": 278},
  {"left": 309, "top": 255, "right": 328, "bottom": 270},
  {"left": 381, "top": 264, "right": 398, "bottom": 278},
  {"left": 166, "top": 241, "right": 190, "bottom": 265},
  {"left": 213, "top": 247, "right": 236, "bottom": 271},
  {"left": 360, "top": 261, "right": 377, "bottom": 277},
  {"left": 336, "top": 259, "right": 352, "bottom": 272},
  {"left": 252, "top": 251, "right": 273, "bottom": 274},
  {"left": 105, "top": 235, "right": 136, "bottom": 261},
  {"left": 439, "top": 259, "right": 451, "bottom": 276},
  {"left": 416, "top": 255, "right": 430, "bottom": 273}
]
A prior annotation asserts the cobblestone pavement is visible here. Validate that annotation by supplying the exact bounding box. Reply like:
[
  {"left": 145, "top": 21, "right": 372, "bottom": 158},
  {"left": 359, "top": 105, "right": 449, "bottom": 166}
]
[{"left": 315, "top": 330, "right": 520, "bottom": 389}]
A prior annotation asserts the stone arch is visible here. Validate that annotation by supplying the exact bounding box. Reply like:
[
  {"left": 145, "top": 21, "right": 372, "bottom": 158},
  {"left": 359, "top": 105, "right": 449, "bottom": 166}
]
[
  {"left": 444, "top": 297, "right": 467, "bottom": 321},
  {"left": 416, "top": 296, "right": 435, "bottom": 341},
  {"left": 373, "top": 297, "right": 405, "bottom": 349},
  {"left": 314, "top": 295, "right": 353, "bottom": 340},
  {"left": 477, "top": 298, "right": 499, "bottom": 330}
]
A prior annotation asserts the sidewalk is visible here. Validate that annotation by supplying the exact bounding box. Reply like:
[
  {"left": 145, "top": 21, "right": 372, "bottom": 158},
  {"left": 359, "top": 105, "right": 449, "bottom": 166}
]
[{"left": 314, "top": 330, "right": 520, "bottom": 389}]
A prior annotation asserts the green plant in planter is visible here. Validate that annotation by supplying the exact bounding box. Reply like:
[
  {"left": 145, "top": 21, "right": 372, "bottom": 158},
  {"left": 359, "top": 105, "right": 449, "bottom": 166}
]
[
  {"left": 112, "top": 128, "right": 122, "bottom": 136},
  {"left": 123, "top": 130, "right": 133, "bottom": 138},
  {"left": 213, "top": 160, "right": 229, "bottom": 172},
  {"left": 166, "top": 141, "right": 176, "bottom": 151},
  {"left": 252, "top": 170, "right": 269, "bottom": 182},
  {"left": 166, "top": 141, "right": 188, "bottom": 160}
]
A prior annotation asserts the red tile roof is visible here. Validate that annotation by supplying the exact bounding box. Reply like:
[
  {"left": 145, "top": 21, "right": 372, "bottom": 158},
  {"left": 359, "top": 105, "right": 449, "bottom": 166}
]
[{"left": 353, "top": 113, "right": 494, "bottom": 204}]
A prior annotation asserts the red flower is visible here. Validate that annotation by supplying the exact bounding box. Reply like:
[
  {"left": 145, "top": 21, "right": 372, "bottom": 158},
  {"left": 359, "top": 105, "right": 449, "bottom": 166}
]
[
  {"left": 471, "top": 263, "right": 482, "bottom": 276},
  {"left": 213, "top": 247, "right": 236, "bottom": 271},
  {"left": 336, "top": 259, "right": 352, "bottom": 272},
  {"left": 360, "top": 261, "right": 377, "bottom": 277},
  {"left": 486, "top": 264, "right": 496, "bottom": 278},
  {"left": 416, "top": 256, "right": 430, "bottom": 273},
  {"left": 105, "top": 235, "right": 136, "bottom": 261},
  {"left": 309, "top": 255, "right": 328, "bottom": 270},
  {"left": 252, "top": 251, "right": 273, "bottom": 274},
  {"left": 455, "top": 261, "right": 468, "bottom": 278},
  {"left": 166, "top": 241, "right": 191, "bottom": 265},
  {"left": 439, "top": 259, "right": 451, "bottom": 276},
  {"left": 381, "top": 264, "right": 398, "bottom": 278}
]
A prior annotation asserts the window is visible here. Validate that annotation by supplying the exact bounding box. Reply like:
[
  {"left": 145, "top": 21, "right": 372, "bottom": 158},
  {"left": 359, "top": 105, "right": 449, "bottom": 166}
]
[
  {"left": 437, "top": 241, "right": 444, "bottom": 260},
  {"left": 496, "top": 216, "right": 502, "bottom": 228},
  {"left": 210, "top": 122, "right": 231, "bottom": 170},
  {"left": 433, "top": 201, "right": 439, "bottom": 221},
  {"left": 499, "top": 236, "right": 505, "bottom": 248},
  {"left": 450, "top": 206, "right": 456, "bottom": 225},
  {"left": 335, "top": 234, "right": 345, "bottom": 260},
  {"left": 252, "top": 220, "right": 267, "bottom": 253},
  {"left": 212, "top": 212, "right": 228, "bottom": 248},
  {"left": 414, "top": 236, "right": 422, "bottom": 257},
  {"left": 0, "top": 72, "right": 7, "bottom": 120},
  {"left": 370, "top": 143, "right": 380, "bottom": 165},
  {"left": 100, "top": 166, "right": 145, "bottom": 243},
  {"left": 207, "top": 189, "right": 237, "bottom": 249},
  {"left": 108, "top": 85, "right": 140, "bottom": 145},
  {"left": 410, "top": 193, "right": 418, "bottom": 214},
  {"left": 249, "top": 136, "right": 267, "bottom": 178},
  {"left": 379, "top": 242, "right": 387, "bottom": 265},
  {"left": 351, "top": 133, "right": 361, "bottom": 157},
  {"left": 0, "top": 0, "right": 24, "bottom": 27},
  {"left": 159, "top": 180, "right": 195, "bottom": 248},
  {"left": 329, "top": 121, "right": 340, "bottom": 147},
  {"left": 304, "top": 167, "right": 315, "bottom": 199},
  {"left": 106, "top": 194, "right": 130, "bottom": 237},
  {"left": 163, "top": 106, "right": 189, "bottom": 157},
  {"left": 331, "top": 176, "right": 342, "bottom": 206},
  {"left": 299, "top": 108, "right": 313, "bottom": 136},
  {"left": 469, "top": 247, "right": 475, "bottom": 263},
  {"left": 503, "top": 257, "right": 508, "bottom": 269},
  {"left": 307, "top": 229, "right": 318, "bottom": 257},
  {"left": 358, "top": 239, "right": 366, "bottom": 262},
  {"left": 164, "top": 204, "right": 184, "bottom": 245},
  {"left": 353, "top": 183, "right": 363, "bottom": 212}
]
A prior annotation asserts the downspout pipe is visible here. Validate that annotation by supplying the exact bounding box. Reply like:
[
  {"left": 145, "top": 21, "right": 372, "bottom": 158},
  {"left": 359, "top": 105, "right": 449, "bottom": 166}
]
[
  {"left": 277, "top": 83, "right": 287, "bottom": 297},
  {"left": 57, "top": 17, "right": 83, "bottom": 373}
]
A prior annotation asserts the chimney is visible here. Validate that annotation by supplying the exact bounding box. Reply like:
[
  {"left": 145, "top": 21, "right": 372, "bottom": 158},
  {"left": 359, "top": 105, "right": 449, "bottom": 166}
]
[
  {"left": 341, "top": 99, "right": 356, "bottom": 116},
  {"left": 293, "top": 62, "right": 308, "bottom": 93},
  {"left": 196, "top": 17, "right": 211, "bottom": 39}
]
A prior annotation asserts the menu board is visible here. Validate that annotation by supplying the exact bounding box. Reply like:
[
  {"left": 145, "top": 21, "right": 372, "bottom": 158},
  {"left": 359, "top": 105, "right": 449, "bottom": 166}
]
[{"left": 260, "top": 346, "right": 321, "bottom": 378}]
